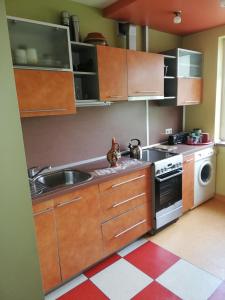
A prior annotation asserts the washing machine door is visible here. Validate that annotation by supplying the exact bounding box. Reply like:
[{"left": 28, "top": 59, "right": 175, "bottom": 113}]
[{"left": 198, "top": 161, "right": 213, "bottom": 186}]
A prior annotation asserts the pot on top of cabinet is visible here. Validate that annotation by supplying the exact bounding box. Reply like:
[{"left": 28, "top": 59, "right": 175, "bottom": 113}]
[{"left": 128, "top": 138, "right": 143, "bottom": 159}]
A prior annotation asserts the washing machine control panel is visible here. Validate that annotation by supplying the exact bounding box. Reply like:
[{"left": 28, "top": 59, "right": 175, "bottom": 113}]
[{"left": 195, "top": 147, "right": 214, "bottom": 162}]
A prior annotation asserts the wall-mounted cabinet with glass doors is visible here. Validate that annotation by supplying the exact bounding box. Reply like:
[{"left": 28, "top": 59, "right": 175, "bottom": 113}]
[
  {"left": 162, "top": 48, "right": 203, "bottom": 106},
  {"left": 7, "top": 16, "right": 76, "bottom": 117}
]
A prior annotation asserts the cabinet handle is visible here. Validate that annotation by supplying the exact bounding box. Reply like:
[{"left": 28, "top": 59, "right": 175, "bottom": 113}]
[
  {"left": 111, "top": 175, "right": 145, "bottom": 188},
  {"left": 112, "top": 193, "right": 146, "bottom": 208},
  {"left": 56, "top": 196, "right": 82, "bottom": 208},
  {"left": 135, "top": 91, "right": 160, "bottom": 94},
  {"left": 108, "top": 95, "right": 123, "bottom": 98},
  {"left": 114, "top": 219, "right": 147, "bottom": 238},
  {"left": 184, "top": 158, "right": 194, "bottom": 163},
  {"left": 22, "top": 108, "right": 67, "bottom": 113},
  {"left": 33, "top": 207, "right": 53, "bottom": 216}
]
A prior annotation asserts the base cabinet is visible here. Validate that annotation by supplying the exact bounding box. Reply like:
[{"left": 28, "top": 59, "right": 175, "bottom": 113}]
[
  {"left": 33, "top": 201, "right": 61, "bottom": 292},
  {"left": 32, "top": 167, "right": 152, "bottom": 293},
  {"left": 182, "top": 154, "right": 195, "bottom": 213},
  {"left": 54, "top": 185, "right": 103, "bottom": 281}
]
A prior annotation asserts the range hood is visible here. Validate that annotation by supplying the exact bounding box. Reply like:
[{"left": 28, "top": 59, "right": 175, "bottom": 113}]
[
  {"left": 128, "top": 95, "right": 163, "bottom": 101},
  {"left": 76, "top": 100, "right": 112, "bottom": 107}
]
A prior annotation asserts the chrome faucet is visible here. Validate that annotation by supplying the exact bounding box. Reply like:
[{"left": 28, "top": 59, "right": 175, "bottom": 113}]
[{"left": 28, "top": 166, "right": 51, "bottom": 182}]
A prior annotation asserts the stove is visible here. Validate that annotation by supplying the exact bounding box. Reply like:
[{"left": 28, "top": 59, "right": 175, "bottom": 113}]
[{"left": 142, "top": 148, "right": 183, "bottom": 231}]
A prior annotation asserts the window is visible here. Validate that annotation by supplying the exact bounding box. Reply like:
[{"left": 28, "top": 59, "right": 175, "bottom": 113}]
[{"left": 215, "top": 37, "right": 225, "bottom": 142}]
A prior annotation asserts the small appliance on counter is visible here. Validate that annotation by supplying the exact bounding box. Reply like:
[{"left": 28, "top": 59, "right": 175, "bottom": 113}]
[
  {"left": 128, "top": 138, "right": 143, "bottom": 159},
  {"left": 107, "top": 137, "right": 121, "bottom": 167},
  {"left": 168, "top": 132, "right": 189, "bottom": 145},
  {"left": 186, "top": 129, "right": 211, "bottom": 145}
]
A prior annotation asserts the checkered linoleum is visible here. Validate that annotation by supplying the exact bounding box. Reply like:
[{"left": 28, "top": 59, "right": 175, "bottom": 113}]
[{"left": 45, "top": 238, "right": 225, "bottom": 300}]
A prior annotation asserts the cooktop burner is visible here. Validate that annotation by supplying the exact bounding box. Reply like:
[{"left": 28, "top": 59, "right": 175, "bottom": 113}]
[{"left": 142, "top": 148, "right": 177, "bottom": 163}]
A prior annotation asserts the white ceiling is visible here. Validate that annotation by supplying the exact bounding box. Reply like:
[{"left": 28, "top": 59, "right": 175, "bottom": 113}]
[{"left": 72, "top": 0, "right": 117, "bottom": 8}]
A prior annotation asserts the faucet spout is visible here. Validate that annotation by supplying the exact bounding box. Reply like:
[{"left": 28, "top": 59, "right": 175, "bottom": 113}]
[{"left": 28, "top": 166, "right": 52, "bottom": 182}]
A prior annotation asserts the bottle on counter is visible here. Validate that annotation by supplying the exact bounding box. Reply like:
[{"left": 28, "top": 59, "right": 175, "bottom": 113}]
[{"left": 107, "top": 137, "right": 121, "bottom": 167}]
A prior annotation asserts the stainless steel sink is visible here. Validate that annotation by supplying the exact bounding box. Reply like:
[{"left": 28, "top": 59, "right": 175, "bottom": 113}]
[{"left": 36, "top": 169, "right": 93, "bottom": 188}]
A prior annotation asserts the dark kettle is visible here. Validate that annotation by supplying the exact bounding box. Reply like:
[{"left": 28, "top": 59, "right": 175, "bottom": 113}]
[{"left": 128, "top": 139, "right": 142, "bottom": 159}]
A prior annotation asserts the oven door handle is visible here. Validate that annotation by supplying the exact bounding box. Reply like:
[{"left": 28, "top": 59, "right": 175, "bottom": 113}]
[{"left": 155, "top": 170, "right": 183, "bottom": 182}]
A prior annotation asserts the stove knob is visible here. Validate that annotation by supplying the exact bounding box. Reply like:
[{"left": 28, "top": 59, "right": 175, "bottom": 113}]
[
  {"left": 161, "top": 168, "right": 164, "bottom": 173},
  {"left": 156, "top": 170, "right": 160, "bottom": 175}
]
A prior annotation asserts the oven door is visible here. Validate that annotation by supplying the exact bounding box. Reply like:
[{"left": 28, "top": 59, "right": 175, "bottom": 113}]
[{"left": 155, "top": 169, "right": 182, "bottom": 212}]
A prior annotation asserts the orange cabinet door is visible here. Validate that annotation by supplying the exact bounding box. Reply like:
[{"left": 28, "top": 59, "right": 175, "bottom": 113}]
[
  {"left": 97, "top": 45, "right": 128, "bottom": 101},
  {"left": 54, "top": 185, "right": 103, "bottom": 281},
  {"left": 33, "top": 202, "right": 61, "bottom": 293},
  {"left": 182, "top": 154, "right": 194, "bottom": 213},
  {"left": 14, "top": 69, "right": 76, "bottom": 117},
  {"left": 177, "top": 78, "right": 202, "bottom": 106},
  {"left": 127, "top": 50, "right": 164, "bottom": 97}
]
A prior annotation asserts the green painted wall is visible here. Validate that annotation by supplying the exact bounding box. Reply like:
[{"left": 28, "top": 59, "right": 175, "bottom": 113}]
[
  {"left": 182, "top": 26, "right": 225, "bottom": 196},
  {"left": 0, "top": 1, "right": 43, "bottom": 299},
  {"left": 5, "top": 0, "right": 181, "bottom": 51}
]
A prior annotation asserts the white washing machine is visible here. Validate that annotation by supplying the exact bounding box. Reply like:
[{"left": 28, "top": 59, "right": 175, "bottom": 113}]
[{"left": 194, "top": 147, "right": 216, "bottom": 207}]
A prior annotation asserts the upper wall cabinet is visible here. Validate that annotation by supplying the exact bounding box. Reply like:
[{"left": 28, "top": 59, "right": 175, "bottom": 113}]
[
  {"left": 163, "top": 48, "right": 203, "bottom": 106},
  {"left": 7, "top": 16, "right": 72, "bottom": 71},
  {"left": 97, "top": 45, "right": 128, "bottom": 101},
  {"left": 127, "top": 50, "right": 164, "bottom": 100},
  {"left": 7, "top": 16, "right": 76, "bottom": 117},
  {"left": 14, "top": 70, "right": 76, "bottom": 117}
]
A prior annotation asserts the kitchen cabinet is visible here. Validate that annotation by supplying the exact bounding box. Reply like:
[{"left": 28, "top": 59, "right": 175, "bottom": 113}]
[
  {"left": 7, "top": 16, "right": 76, "bottom": 117},
  {"left": 99, "top": 168, "right": 152, "bottom": 256},
  {"left": 71, "top": 42, "right": 100, "bottom": 104},
  {"left": 102, "top": 202, "right": 151, "bottom": 254},
  {"left": 32, "top": 167, "right": 152, "bottom": 292},
  {"left": 182, "top": 154, "right": 194, "bottom": 213},
  {"left": 163, "top": 48, "right": 203, "bottom": 106},
  {"left": 7, "top": 16, "right": 72, "bottom": 70},
  {"left": 14, "top": 69, "right": 76, "bottom": 117},
  {"left": 54, "top": 185, "right": 103, "bottom": 281},
  {"left": 177, "top": 77, "right": 202, "bottom": 106},
  {"left": 97, "top": 45, "right": 128, "bottom": 101},
  {"left": 127, "top": 50, "right": 164, "bottom": 99},
  {"left": 33, "top": 200, "right": 61, "bottom": 293}
]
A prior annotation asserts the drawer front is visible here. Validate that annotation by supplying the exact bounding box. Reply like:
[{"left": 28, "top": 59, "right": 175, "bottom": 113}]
[
  {"left": 53, "top": 185, "right": 99, "bottom": 207},
  {"left": 99, "top": 168, "right": 151, "bottom": 220},
  {"left": 102, "top": 203, "right": 151, "bottom": 255}
]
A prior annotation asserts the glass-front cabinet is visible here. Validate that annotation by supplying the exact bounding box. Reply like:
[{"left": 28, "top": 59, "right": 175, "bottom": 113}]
[
  {"left": 7, "top": 16, "right": 72, "bottom": 71},
  {"left": 162, "top": 48, "right": 203, "bottom": 106},
  {"left": 177, "top": 49, "right": 202, "bottom": 78}
]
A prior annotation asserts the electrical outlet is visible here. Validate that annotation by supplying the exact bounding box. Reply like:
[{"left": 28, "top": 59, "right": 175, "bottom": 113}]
[{"left": 165, "top": 128, "right": 173, "bottom": 135}]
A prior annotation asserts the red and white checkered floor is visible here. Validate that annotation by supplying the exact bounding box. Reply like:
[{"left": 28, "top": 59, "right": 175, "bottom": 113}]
[{"left": 45, "top": 238, "right": 225, "bottom": 300}]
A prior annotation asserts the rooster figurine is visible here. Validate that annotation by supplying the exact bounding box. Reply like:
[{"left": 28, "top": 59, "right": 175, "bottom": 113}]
[{"left": 107, "top": 137, "right": 121, "bottom": 167}]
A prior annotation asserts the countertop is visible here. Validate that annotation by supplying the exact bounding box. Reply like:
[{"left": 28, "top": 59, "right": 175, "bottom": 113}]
[
  {"left": 31, "top": 142, "right": 214, "bottom": 204},
  {"left": 32, "top": 157, "right": 151, "bottom": 204},
  {"left": 168, "top": 142, "right": 214, "bottom": 155}
]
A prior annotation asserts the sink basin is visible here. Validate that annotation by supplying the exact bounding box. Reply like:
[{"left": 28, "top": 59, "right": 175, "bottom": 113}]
[{"left": 37, "top": 169, "right": 93, "bottom": 188}]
